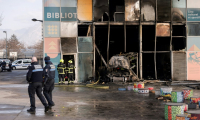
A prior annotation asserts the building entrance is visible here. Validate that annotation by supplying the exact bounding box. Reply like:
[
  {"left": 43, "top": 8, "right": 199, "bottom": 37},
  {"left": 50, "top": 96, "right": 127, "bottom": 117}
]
[{"left": 63, "top": 55, "right": 75, "bottom": 81}]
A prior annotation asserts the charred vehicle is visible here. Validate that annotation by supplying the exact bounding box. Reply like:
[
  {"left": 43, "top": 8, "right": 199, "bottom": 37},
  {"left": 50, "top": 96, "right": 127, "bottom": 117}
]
[{"left": 107, "top": 52, "right": 138, "bottom": 82}]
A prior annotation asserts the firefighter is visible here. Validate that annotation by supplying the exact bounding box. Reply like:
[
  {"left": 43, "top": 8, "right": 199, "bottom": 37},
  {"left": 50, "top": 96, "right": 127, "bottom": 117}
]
[
  {"left": 66, "top": 60, "right": 75, "bottom": 84},
  {"left": 57, "top": 59, "right": 66, "bottom": 85}
]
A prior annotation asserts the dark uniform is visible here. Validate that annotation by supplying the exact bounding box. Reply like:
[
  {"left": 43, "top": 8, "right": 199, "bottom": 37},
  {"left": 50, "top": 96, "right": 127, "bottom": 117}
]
[
  {"left": 26, "top": 62, "right": 49, "bottom": 113},
  {"left": 57, "top": 60, "right": 66, "bottom": 84},
  {"left": 1, "top": 61, "right": 6, "bottom": 70},
  {"left": 43, "top": 56, "right": 55, "bottom": 108},
  {"left": 66, "top": 60, "right": 75, "bottom": 84}
]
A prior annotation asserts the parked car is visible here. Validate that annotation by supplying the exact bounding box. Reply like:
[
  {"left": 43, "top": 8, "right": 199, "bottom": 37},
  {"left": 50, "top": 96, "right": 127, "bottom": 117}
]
[
  {"left": 12, "top": 59, "right": 31, "bottom": 70},
  {"left": 0, "top": 59, "right": 12, "bottom": 72}
]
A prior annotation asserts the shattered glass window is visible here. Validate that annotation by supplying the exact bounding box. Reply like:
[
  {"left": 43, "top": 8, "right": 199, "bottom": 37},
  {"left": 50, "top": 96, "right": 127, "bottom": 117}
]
[
  {"left": 187, "top": 22, "right": 200, "bottom": 36},
  {"left": 157, "top": 0, "right": 171, "bottom": 21},
  {"left": 141, "top": 0, "right": 155, "bottom": 21}
]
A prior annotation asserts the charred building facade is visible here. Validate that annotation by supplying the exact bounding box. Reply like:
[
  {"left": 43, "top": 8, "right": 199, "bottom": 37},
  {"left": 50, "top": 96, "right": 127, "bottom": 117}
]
[{"left": 43, "top": 0, "right": 200, "bottom": 83}]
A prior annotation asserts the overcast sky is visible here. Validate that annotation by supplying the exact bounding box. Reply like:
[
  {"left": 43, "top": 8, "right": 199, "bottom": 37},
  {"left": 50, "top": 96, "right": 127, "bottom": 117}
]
[{"left": 0, "top": 0, "right": 42, "bottom": 30}]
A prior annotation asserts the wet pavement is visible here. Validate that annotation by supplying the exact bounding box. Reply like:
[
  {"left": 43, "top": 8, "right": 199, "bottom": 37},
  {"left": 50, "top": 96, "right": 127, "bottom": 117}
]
[
  {"left": 0, "top": 70, "right": 27, "bottom": 84},
  {"left": 0, "top": 70, "right": 199, "bottom": 120}
]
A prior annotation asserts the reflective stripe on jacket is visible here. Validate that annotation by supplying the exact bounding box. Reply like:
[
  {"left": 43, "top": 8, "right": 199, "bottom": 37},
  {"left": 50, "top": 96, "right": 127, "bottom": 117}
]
[
  {"left": 67, "top": 63, "right": 75, "bottom": 74},
  {"left": 57, "top": 63, "right": 66, "bottom": 74}
]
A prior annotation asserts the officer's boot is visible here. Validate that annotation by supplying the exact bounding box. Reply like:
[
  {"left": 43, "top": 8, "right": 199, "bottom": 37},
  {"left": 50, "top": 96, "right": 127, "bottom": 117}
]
[
  {"left": 45, "top": 106, "right": 50, "bottom": 112},
  {"left": 27, "top": 108, "right": 35, "bottom": 114}
]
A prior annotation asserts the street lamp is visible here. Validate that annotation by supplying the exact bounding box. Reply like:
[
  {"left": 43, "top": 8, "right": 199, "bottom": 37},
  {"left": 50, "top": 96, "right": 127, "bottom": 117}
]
[
  {"left": 32, "top": 18, "right": 43, "bottom": 22},
  {"left": 32, "top": 18, "right": 44, "bottom": 66},
  {"left": 3, "top": 31, "right": 7, "bottom": 59}
]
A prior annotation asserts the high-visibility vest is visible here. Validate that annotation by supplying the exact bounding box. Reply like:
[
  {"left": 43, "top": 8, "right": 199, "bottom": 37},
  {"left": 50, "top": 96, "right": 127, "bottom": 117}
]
[
  {"left": 66, "top": 63, "right": 75, "bottom": 74},
  {"left": 57, "top": 63, "right": 66, "bottom": 74}
]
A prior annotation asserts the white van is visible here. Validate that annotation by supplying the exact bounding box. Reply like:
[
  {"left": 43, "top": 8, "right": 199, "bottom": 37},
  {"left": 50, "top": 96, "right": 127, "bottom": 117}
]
[{"left": 12, "top": 59, "right": 31, "bottom": 70}]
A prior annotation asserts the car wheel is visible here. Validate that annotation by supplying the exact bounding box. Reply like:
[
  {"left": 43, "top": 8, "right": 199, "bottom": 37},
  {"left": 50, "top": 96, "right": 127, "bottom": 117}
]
[{"left": 13, "top": 67, "right": 16, "bottom": 70}]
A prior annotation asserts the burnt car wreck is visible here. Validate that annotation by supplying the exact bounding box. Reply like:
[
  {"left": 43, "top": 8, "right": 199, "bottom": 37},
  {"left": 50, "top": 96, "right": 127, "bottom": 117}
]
[{"left": 107, "top": 52, "right": 138, "bottom": 82}]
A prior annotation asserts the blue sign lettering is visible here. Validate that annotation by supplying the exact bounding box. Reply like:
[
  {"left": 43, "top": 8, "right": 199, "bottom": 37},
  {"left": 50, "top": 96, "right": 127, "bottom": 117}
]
[
  {"left": 44, "top": 7, "right": 60, "bottom": 21},
  {"left": 61, "top": 7, "right": 77, "bottom": 21},
  {"left": 44, "top": 7, "right": 77, "bottom": 21}
]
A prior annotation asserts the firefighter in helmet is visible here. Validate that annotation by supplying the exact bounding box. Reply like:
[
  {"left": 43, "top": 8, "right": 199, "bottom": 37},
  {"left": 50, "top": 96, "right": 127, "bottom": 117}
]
[
  {"left": 66, "top": 60, "right": 75, "bottom": 84},
  {"left": 57, "top": 59, "right": 66, "bottom": 85}
]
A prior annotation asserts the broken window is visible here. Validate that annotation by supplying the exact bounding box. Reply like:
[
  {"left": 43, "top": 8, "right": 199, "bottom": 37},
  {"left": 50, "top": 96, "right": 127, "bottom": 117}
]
[
  {"left": 172, "top": 38, "right": 186, "bottom": 51},
  {"left": 142, "top": 25, "right": 155, "bottom": 51},
  {"left": 156, "top": 53, "right": 171, "bottom": 80},
  {"left": 126, "top": 25, "right": 139, "bottom": 52},
  {"left": 110, "top": 26, "right": 124, "bottom": 57},
  {"left": 95, "top": 26, "right": 108, "bottom": 68},
  {"left": 110, "top": 0, "right": 125, "bottom": 21},
  {"left": 156, "top": 37, "right": 170, "bottom": 51},
  {"left": 143, "top": 53, "right": 155, "bottom": 80},
  {"left": 172, "top": 25, "right": 186, "bottom": 36},
  {"left": 141, "top": 0, "right": 155, "bottom": 21},
  {"left": 125, "top": 0, "right": 140, "bottom": 21},
  {"left": 187, "top": 22, "right": 200, "bottom": 36},
  {"left": 78, "top": 25, "right": 92, "bottom": 36},
  {"left": 157, "top": 0, "right": 171, "bottom": 21}
]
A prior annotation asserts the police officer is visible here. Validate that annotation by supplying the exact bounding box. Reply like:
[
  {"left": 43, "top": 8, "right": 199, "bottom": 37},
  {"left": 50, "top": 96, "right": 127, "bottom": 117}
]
[
  {"left": 43, "top": 56, "right": 55, "bottom": 109},
  {"left": 1, "top": 60, "right": 6, "bottom": 71},
  {"left": 26, "top": 57, "right": 49, "bottom": 113},
  {"left": 66, "top": 60, "right": 75, "bottom": 84},
  {"left": 57, "top": 59, "right": 66, "bottom": 85}
]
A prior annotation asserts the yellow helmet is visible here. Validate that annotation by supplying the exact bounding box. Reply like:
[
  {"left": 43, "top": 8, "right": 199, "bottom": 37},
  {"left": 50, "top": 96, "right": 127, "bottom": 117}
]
[
  {"left": 68, "top": 60, "right": 73, "bottom": 63},
  {"left": 60, "top": 59, "right": 64, "bottom": 63}
]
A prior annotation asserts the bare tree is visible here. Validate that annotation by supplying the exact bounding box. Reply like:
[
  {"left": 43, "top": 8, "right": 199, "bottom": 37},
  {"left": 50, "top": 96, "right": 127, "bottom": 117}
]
[
  {"left": 0, "top": 13, "right": 3, "bottom": 26},
  {"left": 28, "top": 40, "right": 43, "bottom": 56},
  {"left": 7, "top": 34, "right": 25, "bottom": 56},
  {"left": 0, "top": 39, "right": 6, "bottom": 49}
]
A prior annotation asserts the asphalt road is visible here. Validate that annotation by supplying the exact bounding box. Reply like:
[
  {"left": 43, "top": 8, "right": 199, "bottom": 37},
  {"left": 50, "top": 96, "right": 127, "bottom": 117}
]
[{"left": 0, "top": 69, "right": 27, "bottom": 84}]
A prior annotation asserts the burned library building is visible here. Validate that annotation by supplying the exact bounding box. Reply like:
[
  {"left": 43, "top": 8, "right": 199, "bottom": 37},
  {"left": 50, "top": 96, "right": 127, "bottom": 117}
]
[{"left": 43, "top": 0, "right": 200, "bottom": 83}]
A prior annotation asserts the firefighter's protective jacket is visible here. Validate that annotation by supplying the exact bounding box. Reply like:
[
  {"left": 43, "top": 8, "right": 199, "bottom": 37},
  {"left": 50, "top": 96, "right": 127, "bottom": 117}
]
[{"left": 57, "top": 63, "right": 66, "bottom": 74}]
